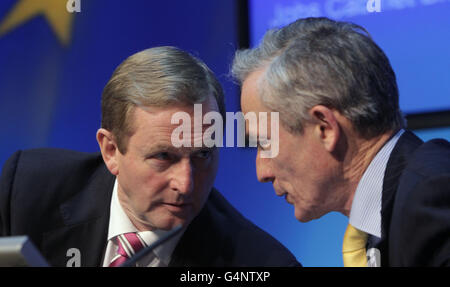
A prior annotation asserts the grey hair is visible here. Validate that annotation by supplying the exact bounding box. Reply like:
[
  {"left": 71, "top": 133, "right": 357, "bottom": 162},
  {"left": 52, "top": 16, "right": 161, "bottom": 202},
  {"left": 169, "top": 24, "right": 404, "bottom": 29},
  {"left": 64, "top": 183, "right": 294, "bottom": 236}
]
[
  {"left": 102, "top": 46, "right": 225, "bottom": 153},
  {"left": 232, "top": 17, "right": 405, "bottom": 138}
]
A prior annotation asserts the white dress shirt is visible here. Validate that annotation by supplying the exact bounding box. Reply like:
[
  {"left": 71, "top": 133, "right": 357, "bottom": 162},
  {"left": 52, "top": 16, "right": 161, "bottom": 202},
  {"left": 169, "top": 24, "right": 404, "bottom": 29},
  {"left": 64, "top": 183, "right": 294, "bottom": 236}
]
[
  {"left": 349, "top": 129, "right": 404, "bottom": 238},
  {"left": 102, "top": 179, "right": 185, "bottom": 267}
]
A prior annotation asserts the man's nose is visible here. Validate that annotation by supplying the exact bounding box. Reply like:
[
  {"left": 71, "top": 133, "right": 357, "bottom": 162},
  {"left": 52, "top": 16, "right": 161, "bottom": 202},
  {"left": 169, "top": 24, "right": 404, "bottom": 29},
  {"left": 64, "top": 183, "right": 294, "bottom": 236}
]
[
  {"left": 172, "top": 159, "right": 194, "bottom": 195},
  {"left": 256, "top": 150, "right": 275, "bottom": 183}
]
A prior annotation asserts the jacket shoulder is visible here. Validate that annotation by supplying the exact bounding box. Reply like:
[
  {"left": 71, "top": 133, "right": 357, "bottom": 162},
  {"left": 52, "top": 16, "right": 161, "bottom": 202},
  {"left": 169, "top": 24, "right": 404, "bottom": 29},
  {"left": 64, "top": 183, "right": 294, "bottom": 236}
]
[
  {"left": 9, "top": 148, "right": 103, "bottom": 182},
  {"left": 390, "top": 138, "right": 450, "bottom": 266},
  {"left": 13, "top": 147, "right": 102, "bottom": 172},
  {"left": 0, "top": 148, "right": 106, "bottom": 234},
  {"left": 406, "top": 139, "right": 450, "bottom": 176}
]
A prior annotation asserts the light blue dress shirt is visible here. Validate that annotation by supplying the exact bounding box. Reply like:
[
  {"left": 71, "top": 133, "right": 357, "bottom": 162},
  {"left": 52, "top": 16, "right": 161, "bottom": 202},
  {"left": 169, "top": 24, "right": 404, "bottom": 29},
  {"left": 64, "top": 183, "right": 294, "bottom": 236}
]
[{"left": 349, "top": 129, "right": 405, "bottom": 238}]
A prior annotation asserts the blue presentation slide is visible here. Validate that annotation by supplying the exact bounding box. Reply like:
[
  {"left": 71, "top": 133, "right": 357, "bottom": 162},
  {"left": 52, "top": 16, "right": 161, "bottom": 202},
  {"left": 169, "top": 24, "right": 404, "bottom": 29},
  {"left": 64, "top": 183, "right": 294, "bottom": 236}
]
[{"left": 249, "top": 0, "right": 450, "bottom": 114}]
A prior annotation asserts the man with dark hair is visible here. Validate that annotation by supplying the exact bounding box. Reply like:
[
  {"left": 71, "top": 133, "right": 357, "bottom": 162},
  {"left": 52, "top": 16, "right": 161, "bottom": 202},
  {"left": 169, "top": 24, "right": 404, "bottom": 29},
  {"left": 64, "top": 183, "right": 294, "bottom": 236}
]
[
  {"left": 233, "top": 17, "right": 450, "bottom": 267},
  {"left": 0, "top": 46, "right": 300, "bottom": 267}
]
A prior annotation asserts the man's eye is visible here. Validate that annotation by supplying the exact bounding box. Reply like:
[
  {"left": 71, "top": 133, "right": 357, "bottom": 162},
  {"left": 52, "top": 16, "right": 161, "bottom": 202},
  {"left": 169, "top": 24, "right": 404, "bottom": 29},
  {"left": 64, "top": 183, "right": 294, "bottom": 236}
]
[
  {"left": 194, "top": 150, "right": 212, "bottom": 159},
  {"left": 153, "top": 152, "right": 171, "bottom": 161}
]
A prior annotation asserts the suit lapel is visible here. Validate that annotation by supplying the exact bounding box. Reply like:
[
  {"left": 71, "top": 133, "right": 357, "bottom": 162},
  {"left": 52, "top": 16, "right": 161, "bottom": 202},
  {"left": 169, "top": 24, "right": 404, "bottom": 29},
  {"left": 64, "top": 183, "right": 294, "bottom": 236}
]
[
  {"left": 380, "top": 130, "right": 422, "bottom": 266},
  {"left": 41, "top": 163, "right": 115, "bottom": 267}
]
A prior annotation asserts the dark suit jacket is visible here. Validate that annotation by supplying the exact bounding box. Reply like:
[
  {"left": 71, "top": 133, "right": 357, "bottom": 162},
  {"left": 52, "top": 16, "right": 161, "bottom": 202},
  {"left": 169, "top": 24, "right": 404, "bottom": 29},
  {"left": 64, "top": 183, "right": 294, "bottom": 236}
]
[
  {"left": 0, "top": 148, "right": 300, "bottom": 267},
  {"left": 377, "top": 131, "right": 450, "bottom": 266}
]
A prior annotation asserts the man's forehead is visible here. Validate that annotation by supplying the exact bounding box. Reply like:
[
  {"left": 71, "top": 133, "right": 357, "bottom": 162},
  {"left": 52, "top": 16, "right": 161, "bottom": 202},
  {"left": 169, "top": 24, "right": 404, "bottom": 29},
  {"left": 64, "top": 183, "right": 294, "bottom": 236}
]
[
  {"left": 137, "top": 102, "right": 216, "bottom": 115},
  {"left": 241, "top": 71, "right": 269, "bottom": 112},
  {"left": 133, "top": 98, "right": 217, "bottom": 119},
  {"left": 128, "top": 102, "right": 216, "bottom": 146},
  {"left": 132, "top": 107, "right": 215, "bottom": 129}
]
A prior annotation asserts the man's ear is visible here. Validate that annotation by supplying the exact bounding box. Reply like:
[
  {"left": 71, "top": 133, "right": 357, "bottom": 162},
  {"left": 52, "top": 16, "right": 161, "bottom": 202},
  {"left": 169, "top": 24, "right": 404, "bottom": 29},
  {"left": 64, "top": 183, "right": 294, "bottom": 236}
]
[
  {"left": 96, "top": 128, "right": 119, "bottom": 175},
  {"left": 309, "top": 105, "right": 340, "bottom": 152}
]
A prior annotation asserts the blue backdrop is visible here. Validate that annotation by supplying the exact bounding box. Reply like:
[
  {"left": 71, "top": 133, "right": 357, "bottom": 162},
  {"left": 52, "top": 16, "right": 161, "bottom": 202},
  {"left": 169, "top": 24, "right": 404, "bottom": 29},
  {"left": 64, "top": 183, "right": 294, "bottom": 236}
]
[
  {"left": 0, "top": 0, "right": 449, "bottom": 267},
  {"left": 249, "top": 0, "right": 450, "bottom": 114}
]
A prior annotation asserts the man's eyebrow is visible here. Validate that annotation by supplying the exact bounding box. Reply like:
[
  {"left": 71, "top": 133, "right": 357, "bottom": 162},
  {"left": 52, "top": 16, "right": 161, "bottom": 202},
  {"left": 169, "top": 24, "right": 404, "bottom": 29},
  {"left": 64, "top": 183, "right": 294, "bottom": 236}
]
[
  {"left": 143, "top": 144, "right": 178, "bottom": 154},
  {"left": 144, "top": 143, "right": 216, "bottom": 155}
]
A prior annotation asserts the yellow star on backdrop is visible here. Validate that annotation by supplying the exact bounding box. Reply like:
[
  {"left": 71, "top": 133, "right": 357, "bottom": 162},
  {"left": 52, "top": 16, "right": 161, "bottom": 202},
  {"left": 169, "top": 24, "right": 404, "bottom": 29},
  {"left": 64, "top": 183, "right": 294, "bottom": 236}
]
[{"left": 0, "top": 0, "right": 75, "bottom": 46}]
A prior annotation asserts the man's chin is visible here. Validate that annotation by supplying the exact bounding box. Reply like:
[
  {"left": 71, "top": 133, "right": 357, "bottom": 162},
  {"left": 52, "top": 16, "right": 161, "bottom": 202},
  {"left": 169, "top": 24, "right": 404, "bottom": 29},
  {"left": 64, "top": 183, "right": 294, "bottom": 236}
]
[
  {"left": 295, "top": 215, "right": 311, "bottom": 223},
  {"left": 141, "top": 204, "right": 198, "bottom": 230},
  {"left": 149, "top": 214, "right": 193, "bottom": 231},
  {"left": 294, "top": 208, "right": 318, "bottom": 223}
]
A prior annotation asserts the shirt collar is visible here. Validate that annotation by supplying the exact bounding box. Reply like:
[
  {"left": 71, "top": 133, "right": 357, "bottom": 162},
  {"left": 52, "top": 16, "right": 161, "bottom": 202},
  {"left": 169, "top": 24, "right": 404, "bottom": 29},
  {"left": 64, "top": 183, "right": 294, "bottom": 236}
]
[
  {"left": 349, "top": 129, "right": 404, "bottom": 238},
  {"left": 107, "top": 179, "right": 185, "bottom": 265}
]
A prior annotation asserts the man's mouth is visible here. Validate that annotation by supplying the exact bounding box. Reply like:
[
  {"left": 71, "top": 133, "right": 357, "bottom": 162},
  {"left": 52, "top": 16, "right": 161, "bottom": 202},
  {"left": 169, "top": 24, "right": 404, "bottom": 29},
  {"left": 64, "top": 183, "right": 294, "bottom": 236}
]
[
  {"left": 273, "top": 185, "right": 293, "bottom": 204},
  {"left": 273, "top": 184, "right": 286, "bottom": 197},
  {"left": 284, "top": 193, "right": 293, "bottom": 204},
  {"left": 163, "top": 202, "right": 192, "bottom": 213}
]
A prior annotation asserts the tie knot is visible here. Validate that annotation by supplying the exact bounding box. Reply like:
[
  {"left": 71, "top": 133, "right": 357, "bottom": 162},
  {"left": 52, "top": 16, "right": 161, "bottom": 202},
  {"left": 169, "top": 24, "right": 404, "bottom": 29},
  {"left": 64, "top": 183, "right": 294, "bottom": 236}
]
[
  {"left": 116, "top": 232, "right": 146, "bottom": 258},
  {"left": 109, "top": 232, "right": 147, "bottom": 267}
]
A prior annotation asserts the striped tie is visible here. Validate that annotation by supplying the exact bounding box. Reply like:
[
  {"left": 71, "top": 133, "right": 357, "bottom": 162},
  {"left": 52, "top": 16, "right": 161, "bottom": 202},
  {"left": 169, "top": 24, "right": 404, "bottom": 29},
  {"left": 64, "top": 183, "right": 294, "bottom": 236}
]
[{"left": 109, "top": 233, "right": 146, "bottom": 267}]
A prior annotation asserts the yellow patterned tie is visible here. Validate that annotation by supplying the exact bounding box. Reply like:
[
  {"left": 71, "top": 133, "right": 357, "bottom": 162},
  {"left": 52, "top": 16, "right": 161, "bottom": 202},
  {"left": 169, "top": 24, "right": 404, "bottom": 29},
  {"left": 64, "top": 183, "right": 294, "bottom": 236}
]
[{"left": 342, "top": 224, "right": 368, "bottom": 267}]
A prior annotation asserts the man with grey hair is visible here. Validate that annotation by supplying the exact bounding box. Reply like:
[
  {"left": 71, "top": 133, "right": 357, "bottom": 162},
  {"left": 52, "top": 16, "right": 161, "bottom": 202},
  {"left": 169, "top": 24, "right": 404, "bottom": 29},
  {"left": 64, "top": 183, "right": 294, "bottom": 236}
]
[
  {"left": 0, "top": 46, "right": 300, "bottom": 267},
  {"left": 233, "top": 17, "right": 450, "bottom": 267}
]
